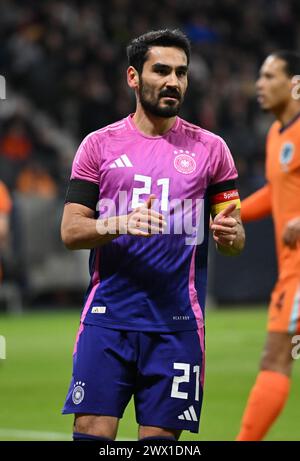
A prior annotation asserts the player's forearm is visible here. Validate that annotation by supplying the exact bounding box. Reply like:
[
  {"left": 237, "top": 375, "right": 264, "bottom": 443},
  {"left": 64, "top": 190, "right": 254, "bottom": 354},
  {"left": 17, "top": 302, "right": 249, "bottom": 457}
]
[
  {"left": 0, "top": 215, "right": 9, "bottom": 250},
  {"left": 61, "top": 215, "right": 123, "bottom": 250},
  {"left": 241, "top": 184, "right": 272, "bottom": 222},
  {"left": 217, "top": 221, "right": 245, "bottom": 256}
]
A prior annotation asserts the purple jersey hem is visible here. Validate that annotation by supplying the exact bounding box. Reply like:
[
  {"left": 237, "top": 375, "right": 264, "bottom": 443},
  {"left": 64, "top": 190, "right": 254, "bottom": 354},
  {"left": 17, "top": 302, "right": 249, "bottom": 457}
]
[{"left": 82, "top": 318, "right": 202, "bottom": 332}]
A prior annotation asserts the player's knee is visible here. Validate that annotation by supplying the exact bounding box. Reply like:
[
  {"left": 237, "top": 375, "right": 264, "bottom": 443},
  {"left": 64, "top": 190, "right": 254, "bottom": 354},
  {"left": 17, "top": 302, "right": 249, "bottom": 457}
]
[
  {"left": 74, "top": 414, "right": 119, "bottom": 440},
  {"left": 260, "top": 340, "right": 294, "bottom": 374},
  {"left": 260, "top": 357, "right": 293, "bottom": 375},
  {"left": 138, "top": 426, "right": 181, "bottom": 441}
]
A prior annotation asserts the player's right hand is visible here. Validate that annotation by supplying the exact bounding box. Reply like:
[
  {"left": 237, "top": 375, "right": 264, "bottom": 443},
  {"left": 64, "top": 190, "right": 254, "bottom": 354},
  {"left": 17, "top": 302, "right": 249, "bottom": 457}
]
[
  {"left": 119, "top": 194, "right": 167, "bottom": 237},
  {"left": 210, "top": 203, "right": 238, "bottom": 247},
  {"left": 282, "top": 217, "right": 300, "bottom": 249}
]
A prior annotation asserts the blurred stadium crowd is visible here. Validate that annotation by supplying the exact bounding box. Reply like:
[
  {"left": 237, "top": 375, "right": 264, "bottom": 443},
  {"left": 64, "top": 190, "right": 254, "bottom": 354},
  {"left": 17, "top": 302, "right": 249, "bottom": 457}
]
[{"left": 0, "top": 0, "right": 298, "bottom": 307}]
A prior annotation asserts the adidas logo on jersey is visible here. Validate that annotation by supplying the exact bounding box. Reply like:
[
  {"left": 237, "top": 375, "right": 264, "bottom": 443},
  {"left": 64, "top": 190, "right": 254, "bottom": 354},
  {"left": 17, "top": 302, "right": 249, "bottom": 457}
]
[
  {"left": 109, "top": 154, "right": 133, "bottom": 168},
  {"left": 178, "top": 405, "right": 198, "bottom": 422}
]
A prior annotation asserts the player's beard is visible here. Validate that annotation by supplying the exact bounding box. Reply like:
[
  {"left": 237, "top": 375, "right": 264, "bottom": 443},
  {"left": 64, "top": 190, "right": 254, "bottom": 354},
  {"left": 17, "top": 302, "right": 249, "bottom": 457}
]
[{"left": 138, "top": 78, "right": 183, "bottom": 118}]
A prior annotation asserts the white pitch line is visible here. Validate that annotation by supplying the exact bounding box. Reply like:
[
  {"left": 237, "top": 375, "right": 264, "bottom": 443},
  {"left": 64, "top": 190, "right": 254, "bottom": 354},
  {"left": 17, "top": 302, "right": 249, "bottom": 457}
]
[
  {"left": 0, "top": 428, "right": 135, "bottom": 441},
  {"left": 0, "top": 429, "right": 71, "bottom": 441}
]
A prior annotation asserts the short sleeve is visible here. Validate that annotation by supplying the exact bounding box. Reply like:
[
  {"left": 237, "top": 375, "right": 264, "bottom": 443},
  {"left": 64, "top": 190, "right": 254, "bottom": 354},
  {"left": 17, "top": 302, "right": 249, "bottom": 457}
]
[
  {"left": 71, "top": 134, "right": 100, "bottom": 184},
  {"left": 210, "top": 138, "right": 238, "bottom": 186}
]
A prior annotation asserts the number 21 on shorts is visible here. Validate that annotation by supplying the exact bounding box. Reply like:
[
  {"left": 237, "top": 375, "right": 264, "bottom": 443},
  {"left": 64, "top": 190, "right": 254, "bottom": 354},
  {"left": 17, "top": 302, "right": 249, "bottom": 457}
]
[{"left": 171, "top": 363, "right": 200, "bottom": 401}]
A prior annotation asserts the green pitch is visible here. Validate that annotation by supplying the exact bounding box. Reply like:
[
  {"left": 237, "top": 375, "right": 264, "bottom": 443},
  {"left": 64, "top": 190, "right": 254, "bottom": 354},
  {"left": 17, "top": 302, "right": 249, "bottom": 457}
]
[{"left": 0, "top": 307, "right": 299, "bottom": 441}]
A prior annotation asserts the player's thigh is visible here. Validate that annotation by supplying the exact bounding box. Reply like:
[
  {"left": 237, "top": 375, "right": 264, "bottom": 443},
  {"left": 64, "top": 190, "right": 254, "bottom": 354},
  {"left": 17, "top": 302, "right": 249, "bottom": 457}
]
[
  {"left": 268, "top": 277, "right": 300, "bottom": 334},
  {"left": 63, "top": 324, "right": 136, "bottom": 422},
  {"left": 135, "top": 328, "right": 204, "bottom": 437}
]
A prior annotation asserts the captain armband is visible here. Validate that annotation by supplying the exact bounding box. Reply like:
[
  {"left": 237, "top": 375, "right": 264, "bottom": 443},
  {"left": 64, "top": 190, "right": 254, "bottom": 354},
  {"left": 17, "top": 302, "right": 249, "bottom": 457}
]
[
  {"left": 65, "top": 179, "right": 99, "bottom": 211},
  {"left": 208, "top": 179, "right": 241, "bottom": 218}
]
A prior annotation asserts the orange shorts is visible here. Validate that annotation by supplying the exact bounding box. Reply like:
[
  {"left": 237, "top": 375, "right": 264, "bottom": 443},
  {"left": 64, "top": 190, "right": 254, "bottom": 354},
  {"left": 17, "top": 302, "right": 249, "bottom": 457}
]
[{"left": 268, "top": 277, "right": 300, "bottom": 333}]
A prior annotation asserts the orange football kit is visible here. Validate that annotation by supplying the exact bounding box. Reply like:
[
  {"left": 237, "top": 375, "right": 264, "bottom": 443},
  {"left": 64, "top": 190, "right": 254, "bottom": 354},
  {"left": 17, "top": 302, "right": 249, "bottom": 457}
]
[{"left": 242, "top": 114, "right": 300, "bottom": 333}]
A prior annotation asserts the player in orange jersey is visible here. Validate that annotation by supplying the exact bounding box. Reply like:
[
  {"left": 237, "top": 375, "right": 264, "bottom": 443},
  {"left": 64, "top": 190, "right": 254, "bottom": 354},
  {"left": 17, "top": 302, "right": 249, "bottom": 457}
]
[
  {"left": 0, "top": 180, "right": 12, "bottom": 281},
  {"left": 236, "top": 51, "right": 300, "bottom": 441}
]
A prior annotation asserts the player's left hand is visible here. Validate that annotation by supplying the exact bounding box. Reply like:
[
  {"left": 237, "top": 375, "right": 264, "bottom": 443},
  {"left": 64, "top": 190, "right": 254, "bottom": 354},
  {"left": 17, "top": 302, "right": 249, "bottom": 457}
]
[
  {"left": 282, "top": 217, "right": 300, "bottom": 249},
  {"left": 210, "top": 203, "right": 238, "bottom": 247}
]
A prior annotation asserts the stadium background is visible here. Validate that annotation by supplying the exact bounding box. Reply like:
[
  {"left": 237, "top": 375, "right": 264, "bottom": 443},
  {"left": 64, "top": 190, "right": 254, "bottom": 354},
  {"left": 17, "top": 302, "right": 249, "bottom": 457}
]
[{"left": 0, "top": 0, "right": 299, "bottom": 440}]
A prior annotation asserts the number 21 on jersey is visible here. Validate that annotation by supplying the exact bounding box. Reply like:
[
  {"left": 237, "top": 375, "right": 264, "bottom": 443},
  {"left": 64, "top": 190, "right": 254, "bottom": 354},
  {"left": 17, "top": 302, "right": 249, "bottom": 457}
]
[{"left": 132, "top": 174, "right": 170, "bottom": 212}]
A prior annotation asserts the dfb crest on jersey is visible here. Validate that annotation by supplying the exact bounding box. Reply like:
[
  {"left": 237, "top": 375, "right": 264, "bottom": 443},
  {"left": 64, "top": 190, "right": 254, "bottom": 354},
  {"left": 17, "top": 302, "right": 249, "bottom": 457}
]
[
  {"left": 72, "top": 381, "right": 85, "bottom": 405},
  {"left": 173, "top": 150, "right": 196, "bottom": 174},
  {"left": 280, "top": 142, "right": 294, "bottom": 171}
]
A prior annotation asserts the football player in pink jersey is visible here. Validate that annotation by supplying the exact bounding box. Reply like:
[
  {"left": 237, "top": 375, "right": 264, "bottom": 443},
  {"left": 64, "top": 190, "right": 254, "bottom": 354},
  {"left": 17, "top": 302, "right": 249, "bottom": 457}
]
[{"left": 61, "top": 29, "right": 245, "bottom": 441}]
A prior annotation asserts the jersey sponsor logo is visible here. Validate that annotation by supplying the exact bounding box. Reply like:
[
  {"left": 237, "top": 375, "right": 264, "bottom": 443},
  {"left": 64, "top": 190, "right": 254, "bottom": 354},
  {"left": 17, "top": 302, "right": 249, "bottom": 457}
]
[
  {"left": 178, "top": 405, "right": 198, "bottom": 422},
  {"left": 91, "top": 306, "right": 107, "bottom": 314},
  {"left": 280, "top": 142, "right": 294, "bottom": 170},
  {"left": 174, "top": 153, "right": 196, "bottom": 175},
  {"left": 109, "top": 154, "right": 133, "bottom": 168},
  {"left": 72, "top": 381, "right": 85, "bottom": 405}
]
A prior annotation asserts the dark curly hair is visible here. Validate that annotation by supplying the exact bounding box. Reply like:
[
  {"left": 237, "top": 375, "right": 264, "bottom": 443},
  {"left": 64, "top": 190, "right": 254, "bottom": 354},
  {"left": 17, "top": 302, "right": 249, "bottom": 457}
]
[
  {"left": 271, "top": 50, "right": 300, "bottom": 77},
  {"left": 127, "top": 29, "right": 191, "bottom": 74}
]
